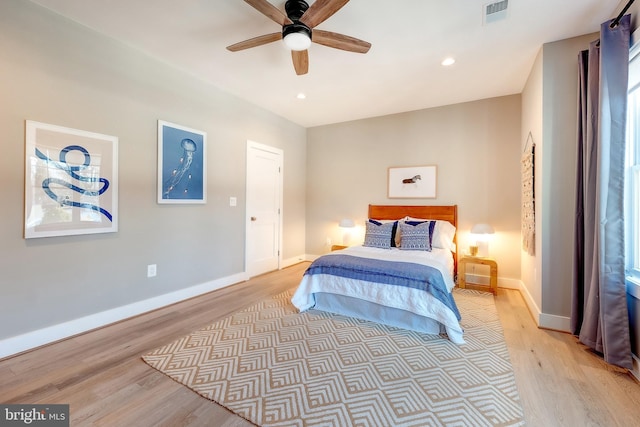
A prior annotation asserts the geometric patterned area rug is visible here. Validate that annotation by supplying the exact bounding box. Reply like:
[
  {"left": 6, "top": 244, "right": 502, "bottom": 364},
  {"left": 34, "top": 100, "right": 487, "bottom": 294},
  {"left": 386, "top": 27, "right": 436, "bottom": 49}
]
[{"left": 142, "top": 288, "right": 525, "bottom": 426}]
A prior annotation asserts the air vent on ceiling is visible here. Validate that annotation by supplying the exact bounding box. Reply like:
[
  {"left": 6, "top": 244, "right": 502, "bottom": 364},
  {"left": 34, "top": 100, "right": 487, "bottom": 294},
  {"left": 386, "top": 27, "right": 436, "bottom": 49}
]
[{"left": 483, "top": 0, "right": 509, "bottom": 25}]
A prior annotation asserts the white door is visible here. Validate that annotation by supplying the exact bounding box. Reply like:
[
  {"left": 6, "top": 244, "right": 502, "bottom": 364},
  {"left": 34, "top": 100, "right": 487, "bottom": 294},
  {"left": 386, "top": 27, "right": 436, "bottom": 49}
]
[{"left": 246, "top": 141, "right": 283, "bottom": 278}]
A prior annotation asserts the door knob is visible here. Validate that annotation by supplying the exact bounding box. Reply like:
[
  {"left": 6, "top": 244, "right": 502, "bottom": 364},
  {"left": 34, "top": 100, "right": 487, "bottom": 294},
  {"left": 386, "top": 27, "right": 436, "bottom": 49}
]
[{"left": 250, "top": 216, "right": 257, "bottom": 221}]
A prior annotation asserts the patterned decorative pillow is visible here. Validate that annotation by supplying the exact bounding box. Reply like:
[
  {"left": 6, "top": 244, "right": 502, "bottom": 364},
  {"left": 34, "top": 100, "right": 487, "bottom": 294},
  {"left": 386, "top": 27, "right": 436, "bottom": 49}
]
[
  {"left": 405, "top": 217, "right": 456, "bottom": 250},
  {"left": 399, "top": 220, "right": 435, "bottom": 251},
  {"left": 369, "top": 219, "right": 399, "bottom": 247},
  {"left": 363, "top": 220, "right": 396, "bottom": 249}
]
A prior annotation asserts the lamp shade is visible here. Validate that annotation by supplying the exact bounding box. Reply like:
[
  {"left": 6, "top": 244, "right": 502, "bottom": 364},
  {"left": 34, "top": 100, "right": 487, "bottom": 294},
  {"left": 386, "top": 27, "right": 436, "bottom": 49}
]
[
  {"left": 470, "top": 223, "right": 495, "bottom": 235},
  {"left": 339, "top": 218, "right": 355, "bottom": 228}
]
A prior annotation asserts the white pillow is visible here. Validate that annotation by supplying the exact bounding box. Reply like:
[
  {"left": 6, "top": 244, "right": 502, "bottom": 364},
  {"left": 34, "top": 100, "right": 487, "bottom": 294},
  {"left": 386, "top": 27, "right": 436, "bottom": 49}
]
[{"left": 404, "top": 216, "right": 456, "bottom": 250}]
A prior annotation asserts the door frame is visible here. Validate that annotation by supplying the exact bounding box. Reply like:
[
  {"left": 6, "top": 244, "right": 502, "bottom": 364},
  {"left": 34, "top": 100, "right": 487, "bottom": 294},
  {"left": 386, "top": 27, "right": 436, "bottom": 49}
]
[{"left": 245, "top": 140, "right": 283, "bottom": 277}]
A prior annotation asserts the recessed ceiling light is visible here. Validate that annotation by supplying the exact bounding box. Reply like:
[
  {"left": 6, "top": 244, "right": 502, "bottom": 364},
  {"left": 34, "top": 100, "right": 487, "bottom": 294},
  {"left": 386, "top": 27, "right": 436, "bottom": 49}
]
[
  {"left": 441, "top": 57, "right": 456, "bottom": 66},
  {"left": 297, "top": 93, "right": 306, "bottom": 99}
]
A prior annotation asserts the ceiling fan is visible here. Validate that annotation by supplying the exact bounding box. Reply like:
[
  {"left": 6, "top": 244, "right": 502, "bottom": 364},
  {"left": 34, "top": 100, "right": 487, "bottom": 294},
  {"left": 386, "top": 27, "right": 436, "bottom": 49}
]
[{"left": 226, "top": 0, "right": 371, "bottom": 75}]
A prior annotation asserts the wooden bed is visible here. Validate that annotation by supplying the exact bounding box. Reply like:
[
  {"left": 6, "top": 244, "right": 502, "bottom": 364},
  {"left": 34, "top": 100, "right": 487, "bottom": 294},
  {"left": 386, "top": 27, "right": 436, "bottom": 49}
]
[{"left": 367, "top": 204, "right": 458, "bottom": 278}]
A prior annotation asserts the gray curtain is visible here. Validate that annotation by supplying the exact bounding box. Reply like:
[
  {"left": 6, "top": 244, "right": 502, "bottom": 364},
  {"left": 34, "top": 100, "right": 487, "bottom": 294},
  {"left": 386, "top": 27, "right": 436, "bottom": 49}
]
[{"left": 571, "top": 14, "right": 632, "bottom": 369}]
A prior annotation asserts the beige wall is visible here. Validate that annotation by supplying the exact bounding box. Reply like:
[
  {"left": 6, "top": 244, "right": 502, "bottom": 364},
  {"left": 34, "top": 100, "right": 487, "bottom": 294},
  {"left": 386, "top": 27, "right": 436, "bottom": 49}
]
[
  {"left": 0, "top": 0, "right": 306, "bottom": 346},
  {"left": 306, "top": 96, "right": 522, "bottom": 283},
  {"left": 540, "top": 34, "right": 597, "bottom": 320},
  {"left": 519, "top": 34, "right": 596, "bottom": 329},
  {"left": 520, "top": 48, "right": 543, "bottom": 313}
]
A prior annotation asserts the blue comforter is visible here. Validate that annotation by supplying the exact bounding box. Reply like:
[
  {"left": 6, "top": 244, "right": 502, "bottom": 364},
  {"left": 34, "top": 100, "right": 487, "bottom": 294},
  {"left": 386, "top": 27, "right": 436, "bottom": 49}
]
[{"left": 305, "top": 254, "right": 461, "bottom": 320}]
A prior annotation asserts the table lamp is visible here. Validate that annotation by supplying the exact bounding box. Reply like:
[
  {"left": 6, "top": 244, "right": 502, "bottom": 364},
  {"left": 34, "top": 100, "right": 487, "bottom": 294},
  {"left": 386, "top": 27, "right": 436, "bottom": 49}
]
[
  {"left": 470, "top": 223, "right": 495, "bottom": 257},
  {"left": 339, "top": 218, "right": 355, "bottom": 245}
]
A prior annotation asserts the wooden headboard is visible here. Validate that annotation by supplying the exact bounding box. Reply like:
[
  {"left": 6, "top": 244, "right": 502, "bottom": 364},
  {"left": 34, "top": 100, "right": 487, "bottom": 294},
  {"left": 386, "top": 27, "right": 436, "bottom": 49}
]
[{"left": 368, "top": 204, "right": 458, "bottom": 278}]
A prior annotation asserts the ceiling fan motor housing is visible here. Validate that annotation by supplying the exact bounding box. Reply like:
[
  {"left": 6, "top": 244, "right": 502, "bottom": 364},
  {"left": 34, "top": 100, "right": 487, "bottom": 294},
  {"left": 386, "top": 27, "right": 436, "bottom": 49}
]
[
  {"left": 285, "top": 0, "right": 309, "bottom": 21},
  {"left": 283, "top": 0, "right": 312, "bottom": 42},
  {"left": 282, "top": 23, "right": 311, "bottom": 40}
]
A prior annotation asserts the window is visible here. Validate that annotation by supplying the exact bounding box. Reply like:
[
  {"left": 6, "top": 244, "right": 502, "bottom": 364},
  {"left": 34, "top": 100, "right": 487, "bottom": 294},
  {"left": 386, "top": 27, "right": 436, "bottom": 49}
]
[{"left": 627, "top": 43, "right": 640, "bottom": 281}]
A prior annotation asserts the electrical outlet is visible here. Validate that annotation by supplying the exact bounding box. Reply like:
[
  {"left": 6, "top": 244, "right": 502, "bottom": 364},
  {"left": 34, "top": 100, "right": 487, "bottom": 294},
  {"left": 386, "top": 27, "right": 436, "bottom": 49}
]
[
  {"left": 147, "top": 264, "right": 157, "bottom": 278},
  {"left": 326, "top": 237, "right": 331, "bottom": 246}
]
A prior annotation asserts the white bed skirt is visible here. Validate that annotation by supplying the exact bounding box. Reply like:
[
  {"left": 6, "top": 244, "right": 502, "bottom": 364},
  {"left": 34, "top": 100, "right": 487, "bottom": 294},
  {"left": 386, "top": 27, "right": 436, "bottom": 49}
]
[{"left": 292, "top": 273, "right": 464, "bottom": 344}]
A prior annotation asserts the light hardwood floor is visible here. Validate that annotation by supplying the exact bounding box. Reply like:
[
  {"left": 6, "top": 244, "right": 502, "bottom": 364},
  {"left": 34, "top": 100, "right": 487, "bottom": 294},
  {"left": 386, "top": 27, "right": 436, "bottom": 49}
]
[{"left": 1, "top": 262, "right": 639, "bottom": 426}]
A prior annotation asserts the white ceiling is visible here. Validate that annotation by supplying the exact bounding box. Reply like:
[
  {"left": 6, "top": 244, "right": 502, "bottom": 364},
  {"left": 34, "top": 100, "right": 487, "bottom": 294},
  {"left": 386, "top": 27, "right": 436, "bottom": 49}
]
[{"left": 30, "top": 0, "right": 619, "bottom": 127}]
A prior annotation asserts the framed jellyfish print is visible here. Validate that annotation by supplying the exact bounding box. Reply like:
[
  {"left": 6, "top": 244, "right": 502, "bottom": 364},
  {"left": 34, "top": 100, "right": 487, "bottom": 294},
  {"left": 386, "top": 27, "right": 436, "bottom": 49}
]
[
  {"left": 157, "top": 120, "right": 206, "bottom": 204},
  {"left": 24, "top": 120, "right": 119, "bottom": 239}
]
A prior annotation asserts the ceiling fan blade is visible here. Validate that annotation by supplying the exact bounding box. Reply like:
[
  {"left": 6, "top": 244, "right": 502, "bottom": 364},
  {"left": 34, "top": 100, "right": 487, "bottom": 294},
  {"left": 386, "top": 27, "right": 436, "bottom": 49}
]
[
  {"left": 312, "top": 30, "right": 371, "bottom": 53},
  {"left": 299, "top": 0, "right": 350, "bottom": 28},
  {"left": 291, "top": 50, "right": 309, "bottom": 75},
  {"left": 244, "top": 0, "right": 292, "bottom": 26},
  {"left": 226, "top": 32, "right": 282, "bottom": 52}
]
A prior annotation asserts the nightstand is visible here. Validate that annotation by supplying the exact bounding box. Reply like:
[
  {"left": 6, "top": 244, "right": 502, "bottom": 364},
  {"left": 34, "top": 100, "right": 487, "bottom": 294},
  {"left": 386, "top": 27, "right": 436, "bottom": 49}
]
[
  {"left": 458, "top": 256, "right": 498, "bottom": 295},
  {"left": 331, "top": 245, "right": 348, "bottom": 251}
]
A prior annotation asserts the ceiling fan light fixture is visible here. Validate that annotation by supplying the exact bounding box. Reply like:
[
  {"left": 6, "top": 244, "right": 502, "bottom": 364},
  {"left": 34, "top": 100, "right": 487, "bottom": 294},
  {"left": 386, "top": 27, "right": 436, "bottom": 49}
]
[
  {"left": 228, "top": 0, "right": 371, "bottom": 75},
  {"left": 283, "top": 32, "right": 311, "bottom": 50},
  {"left": 283, "top": 24, "right": 312, "bottom": 51}
]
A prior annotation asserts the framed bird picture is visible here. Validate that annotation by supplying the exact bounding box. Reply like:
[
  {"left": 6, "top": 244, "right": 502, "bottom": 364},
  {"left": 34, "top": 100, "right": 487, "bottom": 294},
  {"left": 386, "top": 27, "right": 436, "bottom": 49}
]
[{"left": 387, "top": 165, "right": 437, "bottom": 199}]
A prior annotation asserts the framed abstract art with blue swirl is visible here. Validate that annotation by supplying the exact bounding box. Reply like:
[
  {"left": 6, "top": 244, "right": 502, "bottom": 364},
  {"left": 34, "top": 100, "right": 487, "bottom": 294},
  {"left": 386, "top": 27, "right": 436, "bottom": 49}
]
[
  {"left": 157, "top": 120, "right": 206, "bottom": 205},
  {"left": 24, "top": 121, "right": 118, "bottom": 239}
]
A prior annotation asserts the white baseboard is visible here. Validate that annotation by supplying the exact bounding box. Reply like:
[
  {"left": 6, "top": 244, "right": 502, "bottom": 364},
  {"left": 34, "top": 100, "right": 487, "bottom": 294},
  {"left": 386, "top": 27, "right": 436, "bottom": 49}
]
[
  {"left": 281, "top": 255, "right": 311, "bottom": 268},
  {"left": 0, "top": 271, "right": 248, "bottom": 360},
  {"left": 517, "top": 281, "right": 570, "bottom": 332},
  {"left": 539, "top": 312, "right": 571, "bottom": 332},
  {"left": 498, "top": 277, "right": 522, "bottom": 290},
  {"left": 518, "top": 281, "right": 541, "bottom": 327},
  {"left": 465, "top": 273, "right": 521, "bottom": 290}
]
